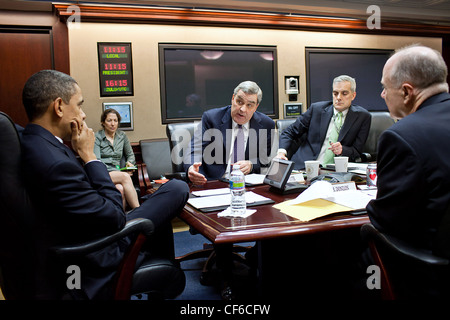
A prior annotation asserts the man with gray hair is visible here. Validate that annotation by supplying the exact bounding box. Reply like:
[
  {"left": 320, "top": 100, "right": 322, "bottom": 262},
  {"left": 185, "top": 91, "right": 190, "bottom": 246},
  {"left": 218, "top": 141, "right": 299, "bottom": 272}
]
[
  {"left": 185, "top": 80, "right": 275, "bottom": 185},
  {"left": 367, "top": 45, "right": 450, "bottom": 261},
  {"left": 277, "top": 75, "right": 371, "bottom": 169}
]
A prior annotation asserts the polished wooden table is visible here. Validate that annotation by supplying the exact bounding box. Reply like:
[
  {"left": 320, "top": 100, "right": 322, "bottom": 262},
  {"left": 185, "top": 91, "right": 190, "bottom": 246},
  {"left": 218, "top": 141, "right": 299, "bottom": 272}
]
[
  {"left": 180, "top": 180, "right": 371, "bottom": 299},
  {"left": 180, "top": 180, "right": 370, "bottom": 245}
]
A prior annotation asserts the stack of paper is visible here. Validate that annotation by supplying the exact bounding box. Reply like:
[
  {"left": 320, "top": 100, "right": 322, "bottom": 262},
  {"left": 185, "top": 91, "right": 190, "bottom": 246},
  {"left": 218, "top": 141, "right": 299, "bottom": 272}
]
[
  {"left": 188, "top": 189, "right": 273, "bottom": 215},
  {"left": 274, "top": 181, "right": 376, "bottom": 221}
]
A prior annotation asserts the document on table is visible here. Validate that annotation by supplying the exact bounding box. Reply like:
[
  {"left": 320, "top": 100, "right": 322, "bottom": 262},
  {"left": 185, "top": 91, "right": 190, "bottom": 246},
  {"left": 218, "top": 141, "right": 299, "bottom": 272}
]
[
  {"left": 188, "top": 191, "right": 274, "bottom": 212},
  {"left": 191, "top": 188, "right": 229, "bottom": 197},
  {"left": 244, "top": 173, "right": 266, "bottom": 185},
  {"left": 274, "top": 181, "right": 376, "bottom": 221},
  {"left": 219, "top": 173, "right": 266, "bottom": 186}
]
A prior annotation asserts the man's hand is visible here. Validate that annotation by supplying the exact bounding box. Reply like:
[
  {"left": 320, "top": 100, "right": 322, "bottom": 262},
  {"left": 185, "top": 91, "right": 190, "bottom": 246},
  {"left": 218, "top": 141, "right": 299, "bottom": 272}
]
[
  {"left": 329, "top": 141, "right": 343, "bottom": 156},
  {"left": 275, "top": 152, "right": 288, "bottom": 161},
  {"left": 188, "top": 162, "right": 207, "bottom": 185},
  {"left": 70, "top": 120, "right": 97, "bottom": 163},
  {"left": 234, "top": 160, "right": 252, "bottom": 175}
]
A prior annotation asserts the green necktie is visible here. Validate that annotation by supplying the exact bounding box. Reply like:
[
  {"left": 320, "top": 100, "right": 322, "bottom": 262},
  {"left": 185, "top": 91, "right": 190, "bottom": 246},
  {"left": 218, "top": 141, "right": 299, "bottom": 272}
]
[{"left": 322, "top": 111, "right": 343, "bottom": 165}]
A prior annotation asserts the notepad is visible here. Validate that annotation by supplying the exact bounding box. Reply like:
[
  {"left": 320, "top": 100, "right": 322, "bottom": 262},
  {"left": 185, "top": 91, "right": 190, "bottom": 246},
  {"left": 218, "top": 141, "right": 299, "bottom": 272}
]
[
  {"left": 187, "top": 191, "right": 274, "bottom": 213},
  {"left": 119, "top": 166, "right": 137, "bottom": 171}
]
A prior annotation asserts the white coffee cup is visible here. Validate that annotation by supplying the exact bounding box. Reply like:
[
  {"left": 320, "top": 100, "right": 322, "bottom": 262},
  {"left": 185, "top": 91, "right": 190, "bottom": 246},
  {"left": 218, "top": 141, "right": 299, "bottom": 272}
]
[
  {"left": 304, "top": 160, "right": 320, "bottom": 180},
  {"left": 334, "top": 156, "right": 349, "bottom": 172}
]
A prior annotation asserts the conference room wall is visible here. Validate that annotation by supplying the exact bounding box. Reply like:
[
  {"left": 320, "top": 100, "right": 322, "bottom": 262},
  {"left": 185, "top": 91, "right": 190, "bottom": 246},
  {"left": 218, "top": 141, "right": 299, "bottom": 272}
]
[{"left": 68, "top": 22, "right": 441, "bottom": 142}]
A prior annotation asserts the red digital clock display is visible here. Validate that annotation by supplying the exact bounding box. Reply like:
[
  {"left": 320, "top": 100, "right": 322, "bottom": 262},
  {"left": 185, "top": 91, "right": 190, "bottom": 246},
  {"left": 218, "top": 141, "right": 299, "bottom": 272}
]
[
  {"left": 103, "top": 46, "right": 126, "bottom": 53},
  {"left": 104, "top": 63, "right": 127, "bottom": 70},
  {"left": 98, "top": 43, "right": 133, "bottom": 97}
]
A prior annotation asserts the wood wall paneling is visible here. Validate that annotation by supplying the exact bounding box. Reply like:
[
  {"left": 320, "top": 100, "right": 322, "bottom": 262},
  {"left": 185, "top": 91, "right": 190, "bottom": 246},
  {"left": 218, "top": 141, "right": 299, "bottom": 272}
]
[
  {"left": 0, "top": 10, "right": 69, "bottom": 126},
  {"left": 53, "top": 4, "right": 450, "bottom": 36},
  {"left": 0, "top": 30, "right": 53, "bottom": 127}
]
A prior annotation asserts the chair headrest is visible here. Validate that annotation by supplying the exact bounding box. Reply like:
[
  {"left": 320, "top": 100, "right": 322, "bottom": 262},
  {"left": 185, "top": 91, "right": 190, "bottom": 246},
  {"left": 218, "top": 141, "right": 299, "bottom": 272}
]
[{"left": 0, "top": 112, "right": 34, "bottom": 228}]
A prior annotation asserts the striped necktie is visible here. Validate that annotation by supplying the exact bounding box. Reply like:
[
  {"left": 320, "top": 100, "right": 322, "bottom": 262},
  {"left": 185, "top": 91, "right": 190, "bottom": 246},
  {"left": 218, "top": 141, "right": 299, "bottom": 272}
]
[{"left": 323, "top": 111, "right": 343, "bottom": 165}]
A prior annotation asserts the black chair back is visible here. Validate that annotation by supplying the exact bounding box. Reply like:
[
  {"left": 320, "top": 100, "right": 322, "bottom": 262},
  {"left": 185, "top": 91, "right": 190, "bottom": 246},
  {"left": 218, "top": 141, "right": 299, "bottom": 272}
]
[
  {"left": 361, "top": 223, "right": 450, "bottom": 299},
  {"left": 363, "top": 112, "right": 395, "bottom": 161},
  {"left": 139, "top": 138, "right": 173, "bottom": 181},
  {"left": 275, "top": 118, "right": 295, "bottom": 133},
  {"left": 275, "top": 118, "right": 303, "bottom": 159},
  {"left": 0, "top": 112, "right": 36, "bottom": 299},
  {"left": 166, "top": 122, "right": 196, "bottom": 174}
]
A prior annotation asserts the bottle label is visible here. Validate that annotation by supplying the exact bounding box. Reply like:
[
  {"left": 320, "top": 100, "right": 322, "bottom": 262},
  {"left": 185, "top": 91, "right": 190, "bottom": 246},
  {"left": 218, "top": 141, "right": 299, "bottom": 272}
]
[{"left": 231, "top": 181, "right": 245, "bottom": 190}]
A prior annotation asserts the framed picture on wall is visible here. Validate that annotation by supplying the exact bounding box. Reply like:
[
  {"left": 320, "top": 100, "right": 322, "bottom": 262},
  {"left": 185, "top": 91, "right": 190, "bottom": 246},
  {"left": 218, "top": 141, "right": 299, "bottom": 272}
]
[{"left": 102, "top": 102, "right": 134, "bottom": 131}]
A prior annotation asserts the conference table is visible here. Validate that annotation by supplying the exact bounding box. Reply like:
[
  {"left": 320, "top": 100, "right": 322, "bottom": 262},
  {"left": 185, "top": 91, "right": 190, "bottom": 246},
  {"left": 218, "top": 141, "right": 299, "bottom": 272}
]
[
  {"left": 179, "top": 178, "right": 372, "bottom": 299},
  {"left": 181, "top": 180, "right": 370, "bottom": 245}
]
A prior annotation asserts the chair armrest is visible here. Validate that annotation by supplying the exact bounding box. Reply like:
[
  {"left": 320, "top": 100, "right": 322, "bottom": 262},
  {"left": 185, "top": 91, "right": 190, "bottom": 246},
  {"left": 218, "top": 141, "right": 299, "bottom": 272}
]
[
  {"left": 355, "top": 152, "right": 372, "bottom": 163},
  {"left": 140, "top": 163, "right": 153, "bottom": 186},
  {"left": 361, "top": 223, "right": 449, "bottom": 266},
  {"left": 137, "top": 163, "right": 147, "bottom": 196},
  {"left": 52, "top": 218, "right": 154, "bottom": 258},
  {"left": 165, "top": 172, "right": 186, "bottom": 181}
]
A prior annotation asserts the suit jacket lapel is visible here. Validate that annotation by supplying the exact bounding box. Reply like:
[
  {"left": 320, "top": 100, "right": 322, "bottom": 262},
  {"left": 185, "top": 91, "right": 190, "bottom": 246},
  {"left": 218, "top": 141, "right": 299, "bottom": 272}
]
[
  {"left": 338, "top": 106, "right": 356, "bottom": 140},
  {"left": 219, "top": 110, "right": 233, "bottom": 159},
  {"left": 320, "top": 105, "right": 333, "bottom": 144},
  {"left": 247, "top": 112, "right": 263, "bottom": 159}
]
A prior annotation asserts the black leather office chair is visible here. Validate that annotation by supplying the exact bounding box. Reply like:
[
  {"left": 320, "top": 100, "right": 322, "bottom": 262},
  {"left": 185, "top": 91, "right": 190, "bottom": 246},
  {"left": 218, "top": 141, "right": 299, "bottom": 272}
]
[
  {"left": 361, "top": 223, "right": 450, "bottom": 300},
  {"left": 139, "top": 138, "right": 172, "bottom": 191},
  {"left": 166, "top": 122, "right": 198, "bottom": 181},
  {"left": 357, "top": 111, "right": 395, "bottom": 162},
  {"left": 275, "top": 118, "right": 303, "bottom": 159},
  {"left": 0, "top": 112, "right": 185, "bottom": 300},
  {"left": 275, "top": 118, "right": 296, "bottom": 133},
  {"left": 138, "top": 138, "right": 189, "bottom": 194}
]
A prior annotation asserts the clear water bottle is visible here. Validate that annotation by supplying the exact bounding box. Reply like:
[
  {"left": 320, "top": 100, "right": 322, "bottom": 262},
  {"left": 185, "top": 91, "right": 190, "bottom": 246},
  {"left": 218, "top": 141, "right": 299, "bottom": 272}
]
[{"left": 230, "top": 164, "right": 246, "bottom": 216}]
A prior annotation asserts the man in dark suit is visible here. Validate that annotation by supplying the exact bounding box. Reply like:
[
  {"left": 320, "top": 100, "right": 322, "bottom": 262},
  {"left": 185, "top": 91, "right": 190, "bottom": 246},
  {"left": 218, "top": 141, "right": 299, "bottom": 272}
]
[
  {"left": 20, "top": 70, "right": 189, "bottom": 299},
  {"left": 277, "top": 75, "right": 371, "bottom": 169},
  {"left": 185, "top": 81, "right": 275, "bottom": 185},
  {"left": 367, "top": 45, "right": 450, "bottom": 254}
]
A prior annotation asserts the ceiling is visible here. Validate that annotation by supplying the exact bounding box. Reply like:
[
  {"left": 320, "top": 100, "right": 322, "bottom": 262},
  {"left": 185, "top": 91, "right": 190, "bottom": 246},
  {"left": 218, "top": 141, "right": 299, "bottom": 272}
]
[{"left": 1, "top": 0, "right": 449, "bottom": 25}]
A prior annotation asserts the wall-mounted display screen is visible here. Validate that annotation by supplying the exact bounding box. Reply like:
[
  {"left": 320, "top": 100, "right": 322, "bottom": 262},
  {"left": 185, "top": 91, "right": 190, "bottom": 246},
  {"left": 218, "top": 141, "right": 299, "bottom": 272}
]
[
  {"left": 103, "top": 102, "right": 134, "bottom": 130},
  {"left": 306, "top": 48, "right": 392, "bottom": 111},
  {"left": 159, "top": 44, "right": 278, "bottom": 123},
  {"left": 98, "top": 42, "right": 133, "bottom": 97},
  {"left": 284, "top": 103, "right": 302, "bottom": 118}
]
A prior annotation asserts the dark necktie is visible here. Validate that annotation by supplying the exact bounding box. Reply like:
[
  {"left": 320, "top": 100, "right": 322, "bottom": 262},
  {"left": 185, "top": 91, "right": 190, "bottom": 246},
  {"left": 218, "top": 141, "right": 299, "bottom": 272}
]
[{"left": 233, "top": 124, "right": 244, "bottom": 163}]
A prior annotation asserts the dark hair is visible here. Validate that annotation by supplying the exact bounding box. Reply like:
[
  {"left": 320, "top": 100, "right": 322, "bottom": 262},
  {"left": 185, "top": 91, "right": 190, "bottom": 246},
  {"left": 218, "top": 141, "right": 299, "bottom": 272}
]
[
  {"left": 22, "top": 70, "right": 78, "bottom": 121},
  {"left": 100, "top": 108, "right": 121, "bottom": 127}
]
